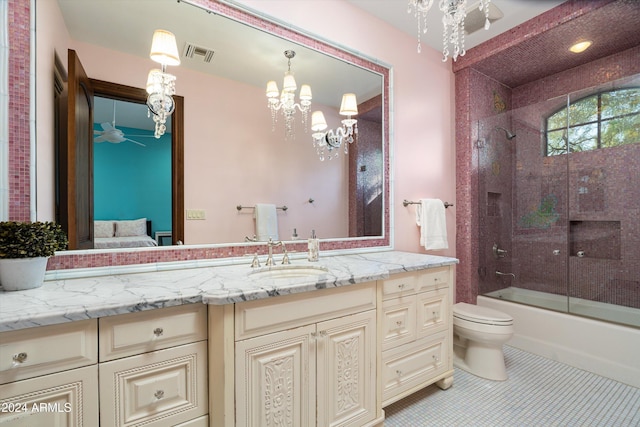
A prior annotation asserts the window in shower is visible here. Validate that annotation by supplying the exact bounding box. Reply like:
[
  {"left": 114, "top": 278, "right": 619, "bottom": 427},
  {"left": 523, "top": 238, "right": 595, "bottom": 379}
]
[{"left": 545, "top": 87, "right": 640, "bottom": 156}]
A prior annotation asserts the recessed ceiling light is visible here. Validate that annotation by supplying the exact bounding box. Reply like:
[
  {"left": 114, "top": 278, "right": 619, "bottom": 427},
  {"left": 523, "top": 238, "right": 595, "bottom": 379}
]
[{"left": 569, "top": 40, "right": 593, "bottom": 53}]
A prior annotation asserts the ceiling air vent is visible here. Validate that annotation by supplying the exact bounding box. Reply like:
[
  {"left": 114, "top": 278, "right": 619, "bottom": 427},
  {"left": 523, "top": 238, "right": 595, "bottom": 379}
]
[
  {"left": 465, "top": 1, "right": 504, "bottom": 35},
  {"left": 183, "top": 43, "right": 215, "bottom": 63}
]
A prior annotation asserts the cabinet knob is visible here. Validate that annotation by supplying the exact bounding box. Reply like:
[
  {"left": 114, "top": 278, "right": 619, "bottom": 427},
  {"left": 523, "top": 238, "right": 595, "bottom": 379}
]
[
  {"left": 396, "top": 320, "right": 403, "bottom": 328},
  {"left": 311, "top": 330, "right": 327, "bottom": 340},
  {"left": 12, "top": 352, "right": 27, "bottom": 364},
  {"left": 154, "top": 390, "right": 165, "bottom": 400},
  {"left": 398, "top": 283, "right": 406, "bottom": 290},
  {"left": 396, "top": 369, "right": 403, "bottom": 377},
  {"left": 153, "top": 327, "right": 164, "bottom": 337},
  {"left": 432, "top": 354, "right": 440, "bottom": 363},
  {"left": 433, "top": 310, "right": 439, "bottom": 319}
]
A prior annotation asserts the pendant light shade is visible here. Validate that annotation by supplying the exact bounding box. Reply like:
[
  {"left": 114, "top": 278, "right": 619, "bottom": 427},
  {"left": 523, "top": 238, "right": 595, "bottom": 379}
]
[
  {"left": 150, "top": 29, "right": 181, "bottom": 66},
  {"left": 339, "top": 93, "right": 358, "bottom": 116}
]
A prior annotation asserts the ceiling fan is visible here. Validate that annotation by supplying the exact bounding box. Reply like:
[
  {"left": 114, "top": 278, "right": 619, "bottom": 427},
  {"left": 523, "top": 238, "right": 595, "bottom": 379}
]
[{"left": 93, "top": 100, "right": 153, "bottom": 147}]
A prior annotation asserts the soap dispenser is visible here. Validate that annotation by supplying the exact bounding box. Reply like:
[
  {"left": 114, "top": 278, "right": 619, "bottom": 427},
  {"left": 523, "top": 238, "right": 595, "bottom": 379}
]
[{"left": 308, "top": 230, "right": 319, "bottom": 262}]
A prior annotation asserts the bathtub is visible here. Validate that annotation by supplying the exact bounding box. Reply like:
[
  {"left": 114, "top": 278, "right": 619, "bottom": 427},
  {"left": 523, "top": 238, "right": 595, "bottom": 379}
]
[
  {"left": 478, "top": 290, "right": 640, "bottom": 388},
  {"left": 485, "top": 287, "right": 640, "bottom": 327}
]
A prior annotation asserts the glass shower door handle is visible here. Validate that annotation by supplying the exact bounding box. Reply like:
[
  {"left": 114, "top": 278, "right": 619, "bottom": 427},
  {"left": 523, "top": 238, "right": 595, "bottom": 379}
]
[
  {"left": 553, "top": 249, "right": 561, "bottom": 256},
  {"left": 576, "top": 250, "right": 586, "bottom": 258}
]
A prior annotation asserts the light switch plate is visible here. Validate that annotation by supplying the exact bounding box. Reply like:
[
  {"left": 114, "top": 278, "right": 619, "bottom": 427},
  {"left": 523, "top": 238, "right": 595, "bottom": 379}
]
[{"left": 186, "top": 209, "right": 206, "bottom": 220}]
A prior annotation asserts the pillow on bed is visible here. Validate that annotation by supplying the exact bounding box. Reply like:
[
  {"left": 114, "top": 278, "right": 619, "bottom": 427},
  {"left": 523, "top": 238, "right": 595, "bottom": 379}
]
[
  {"left": 115, "top": 218, "right": 147, "bottom": 237},
  {"left": 94, "top": 220, "right": 115, "bottom": 238}
]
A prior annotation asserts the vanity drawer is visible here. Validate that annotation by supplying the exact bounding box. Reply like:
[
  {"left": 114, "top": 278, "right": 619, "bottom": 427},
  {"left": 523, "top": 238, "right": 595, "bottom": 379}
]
[
  {"left": 381, "top": 333, "right": 448, "bottom": 405},
  {"left": 380, "top": 272, "right": 417, "bottom": 300},
  {"left": 415, "top": 266, "right": 450, "bottom": 292},
  {"left": 0, "top": 364, "right": 99, "bottom": 426},
  {"left": 99, "top": 341, "right": 208, "bottom": 427},
  {"left": 380, "top": 296, "right": 417, "bottom": 351},
  {"left": 235, "top": 281, "right": 376, "bottom": 340},
  {"left": 0, "top": 319, "right": 97, "bottom": 385},
  {"left": 416, "top": 287, "right": 449, "bottom": 338},
  {"left": 99, "top": 304, "right": 207, "bottom": 362}
]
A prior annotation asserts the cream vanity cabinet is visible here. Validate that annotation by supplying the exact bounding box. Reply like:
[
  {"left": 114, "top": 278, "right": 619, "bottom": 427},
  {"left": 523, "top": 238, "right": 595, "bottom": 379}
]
[
  {"left": 0, "top": 304, "right": 208, "bottom": 427},
  {"left": 210, "top": 281, "right": 381, "bottom": 427},
  {"left": 0, "top": 320, "right": 99, "bottom": 426},
  {"left": 98, "top": 304, "right": 209, "bottom": 427},
  {"left": 379, "top": 266, "right": 454, "bottom": 406}
]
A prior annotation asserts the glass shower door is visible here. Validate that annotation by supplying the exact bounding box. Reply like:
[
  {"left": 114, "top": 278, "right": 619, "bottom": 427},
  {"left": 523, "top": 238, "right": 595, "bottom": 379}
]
[{"left": 565, "top": 76, "right": 640, "bottom": 327}]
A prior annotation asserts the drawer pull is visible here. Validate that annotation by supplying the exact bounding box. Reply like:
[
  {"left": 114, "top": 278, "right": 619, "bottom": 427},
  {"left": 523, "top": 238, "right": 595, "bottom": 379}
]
[
  {"left": 397, "top": 283, "right": 406, "bottom": 290},
  {"left": 396, "top": 369, "right": 403, "bottom": 377},
  {"left": 153, "top": 327, "right": 164, "bottom": 337},
  {"left": 433, "top": 310, "right": 439, "bottom": 319},
  {"left": 12, "top": 352, "right": 28, "bottom": 364},
  {"left": 396, "top": 321, "right": 403, "bottom": 328},
  {"left": 432, "top": 354, "right": 440, "bottom": 363},
  {"left": 154, "top": 390, "right": 165, "bottom": 400}
]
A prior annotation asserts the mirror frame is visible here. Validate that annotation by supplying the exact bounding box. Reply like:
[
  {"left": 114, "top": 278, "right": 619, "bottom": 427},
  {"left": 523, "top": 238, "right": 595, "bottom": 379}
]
[{"left": 47, "top": 0, "right": 391, "bottom": 271}]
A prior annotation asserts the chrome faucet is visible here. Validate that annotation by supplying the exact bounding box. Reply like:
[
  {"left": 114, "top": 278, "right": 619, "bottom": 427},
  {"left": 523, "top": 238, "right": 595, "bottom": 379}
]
[
  {"left": 266, "top": 238, "right": 290, "bottom": 266},
  {"left": 496, "top": 271, "right": 516, "bottom": 280}
]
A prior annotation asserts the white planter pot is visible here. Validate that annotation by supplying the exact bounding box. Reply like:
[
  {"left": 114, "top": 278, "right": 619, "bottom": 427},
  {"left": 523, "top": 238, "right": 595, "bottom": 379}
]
[{"left": 0, "top": 257, "right": 49, "bottom": 291}]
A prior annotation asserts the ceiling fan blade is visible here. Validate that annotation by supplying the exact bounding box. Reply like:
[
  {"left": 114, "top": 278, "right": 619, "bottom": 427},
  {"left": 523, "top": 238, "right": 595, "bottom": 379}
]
[
  {"left": 126, "top": 138, "right": 146, "bottom": 147},
  {"left": 101, "top": 122, "right": 115, "bottom": 131},
  {"left": 94, "top": 135, "right": 107, "bottom": 143}
]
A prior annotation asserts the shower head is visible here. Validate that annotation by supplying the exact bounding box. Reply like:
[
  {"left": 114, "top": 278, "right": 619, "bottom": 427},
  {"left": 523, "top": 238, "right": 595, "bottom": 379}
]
[{"left": 494, "top": 126, "right": 516, "bottom": 140}]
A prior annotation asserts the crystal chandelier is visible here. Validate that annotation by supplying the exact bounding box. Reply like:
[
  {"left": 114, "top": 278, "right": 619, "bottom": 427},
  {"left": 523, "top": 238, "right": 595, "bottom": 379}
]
[
  {"left": 146, "top": 29, "right": 180, "bottom": 138},
  {"left": 266, "top": 50, "right": 312, "bottom": 140},
  {"left": 310, "top": 93, "right": 358, "bottom": 161},
  {"left": 408, "top": 0, "right": 492, "bottom": 61}
]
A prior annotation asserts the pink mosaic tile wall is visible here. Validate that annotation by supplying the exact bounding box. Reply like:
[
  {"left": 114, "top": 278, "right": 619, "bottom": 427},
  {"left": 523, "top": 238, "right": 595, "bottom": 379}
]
[
  {"left": 454, "top": 1, "right": 640, "bottom": 304},
  {"left": 8, "top": 0, "right": 390, "bottom": 271},
  {"left": 8, "top": 0, "right": 30, "bottom": 221}
]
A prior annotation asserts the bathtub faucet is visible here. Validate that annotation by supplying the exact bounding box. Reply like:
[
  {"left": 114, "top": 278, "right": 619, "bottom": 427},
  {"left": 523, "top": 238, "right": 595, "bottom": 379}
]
[{"left": 496, "top": 271, "right": 516, "bottom": 280}]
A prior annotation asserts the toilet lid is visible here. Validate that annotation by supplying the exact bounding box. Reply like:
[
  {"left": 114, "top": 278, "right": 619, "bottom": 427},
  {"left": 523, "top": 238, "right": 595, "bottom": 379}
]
[{"left": 454, "top": 302, "right": 513, "bottom": 325}]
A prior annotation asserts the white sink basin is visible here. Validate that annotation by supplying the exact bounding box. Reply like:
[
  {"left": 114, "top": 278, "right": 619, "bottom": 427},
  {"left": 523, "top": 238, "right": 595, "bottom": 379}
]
[{"left": 249, "top": 264, "right": 329, "bottom": 281}]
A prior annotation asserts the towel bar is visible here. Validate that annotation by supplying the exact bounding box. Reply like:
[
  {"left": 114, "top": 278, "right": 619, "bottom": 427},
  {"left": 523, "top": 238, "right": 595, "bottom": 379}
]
[
  {"left": 237, "top": 205, "right": 288, "bottom": 211},
  {"left": 403, "top": 199, "right": 453, "bottom": 208}
]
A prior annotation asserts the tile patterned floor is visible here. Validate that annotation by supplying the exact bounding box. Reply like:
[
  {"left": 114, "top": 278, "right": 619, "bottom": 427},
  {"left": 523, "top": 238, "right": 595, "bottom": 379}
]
[{"left": 383, "top": 346, "right": 640, "bottom": 426}]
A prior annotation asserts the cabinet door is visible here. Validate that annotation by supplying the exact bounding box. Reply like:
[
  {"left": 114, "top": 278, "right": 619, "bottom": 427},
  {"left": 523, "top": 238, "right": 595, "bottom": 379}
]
[
  {"left": 317, "top": 310, "right": 377, "bottom": 427},
  {"left": 0, "top": 365, "right": 98, "bottom": 427},
  {"left": 235, "top": 324, "right": 316, "bottom": 427}
]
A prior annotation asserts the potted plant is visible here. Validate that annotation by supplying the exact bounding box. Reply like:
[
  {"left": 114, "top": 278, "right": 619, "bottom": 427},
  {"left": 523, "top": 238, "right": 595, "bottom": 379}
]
[{"left": 0, "top": 221, "right": 68, "bottom": 291}]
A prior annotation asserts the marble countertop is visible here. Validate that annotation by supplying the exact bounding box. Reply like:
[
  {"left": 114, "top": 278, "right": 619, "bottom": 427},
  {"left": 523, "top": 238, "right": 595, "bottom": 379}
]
[{"left": 0, "top": 251, "right": 457, "bottom": 332}]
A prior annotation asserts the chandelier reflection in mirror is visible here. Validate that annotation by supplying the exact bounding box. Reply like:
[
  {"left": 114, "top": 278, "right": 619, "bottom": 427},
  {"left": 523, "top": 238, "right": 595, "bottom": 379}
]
[
  {"left": 310, "top": 93, "right": 358, "bottom": 161},
  {"left": 146, "top": 29, "right": 180, "bottom": 138},
  {"left": 408, "top": 0, "right": 492, "bottom": 61},
  {"left": 266, "top": 50, "right": 312, "bottom": 140}
]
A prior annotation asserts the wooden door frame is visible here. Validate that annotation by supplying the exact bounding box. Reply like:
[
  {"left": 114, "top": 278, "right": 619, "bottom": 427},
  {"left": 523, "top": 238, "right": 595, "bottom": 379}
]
[{"left": 90, "top": 79, "right": 185, "bottom": 245}]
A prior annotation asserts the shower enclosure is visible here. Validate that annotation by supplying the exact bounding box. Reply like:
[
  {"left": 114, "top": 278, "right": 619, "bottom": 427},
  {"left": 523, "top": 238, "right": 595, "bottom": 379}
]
[{"left": 477, "top": 74, "right": 640, "bottom": 329}]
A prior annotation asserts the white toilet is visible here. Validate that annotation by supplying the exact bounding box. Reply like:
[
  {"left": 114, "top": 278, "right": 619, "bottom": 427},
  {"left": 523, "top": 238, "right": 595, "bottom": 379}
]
[{"left": 453, "top": 302, "right": 514, "bottom": 381}]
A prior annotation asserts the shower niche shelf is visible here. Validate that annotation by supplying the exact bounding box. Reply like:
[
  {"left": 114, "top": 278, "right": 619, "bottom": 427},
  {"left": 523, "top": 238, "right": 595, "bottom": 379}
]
[{"left": 569, "top": 220, "right": 621, "bottom": 260}]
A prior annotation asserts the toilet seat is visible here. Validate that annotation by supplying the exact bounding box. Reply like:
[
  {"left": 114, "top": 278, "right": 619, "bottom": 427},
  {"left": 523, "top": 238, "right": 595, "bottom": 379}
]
[{"left": 454, "top": 302, "right": 513, "bottom": 326}]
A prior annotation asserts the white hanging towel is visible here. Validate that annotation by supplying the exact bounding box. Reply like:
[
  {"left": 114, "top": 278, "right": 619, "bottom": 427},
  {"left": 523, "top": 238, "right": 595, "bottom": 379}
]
[
  {"left": 416, "top": 199, "right": 448, "bottom": 250},
  {"left": 255, "top": 203, "right": 279, "bottom": 241}
]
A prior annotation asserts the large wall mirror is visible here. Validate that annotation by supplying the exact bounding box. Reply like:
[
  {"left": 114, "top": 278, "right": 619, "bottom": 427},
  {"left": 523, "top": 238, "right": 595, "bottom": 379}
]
[{"left": 46, "top": 0, "right": 390, "bottom": 269}]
